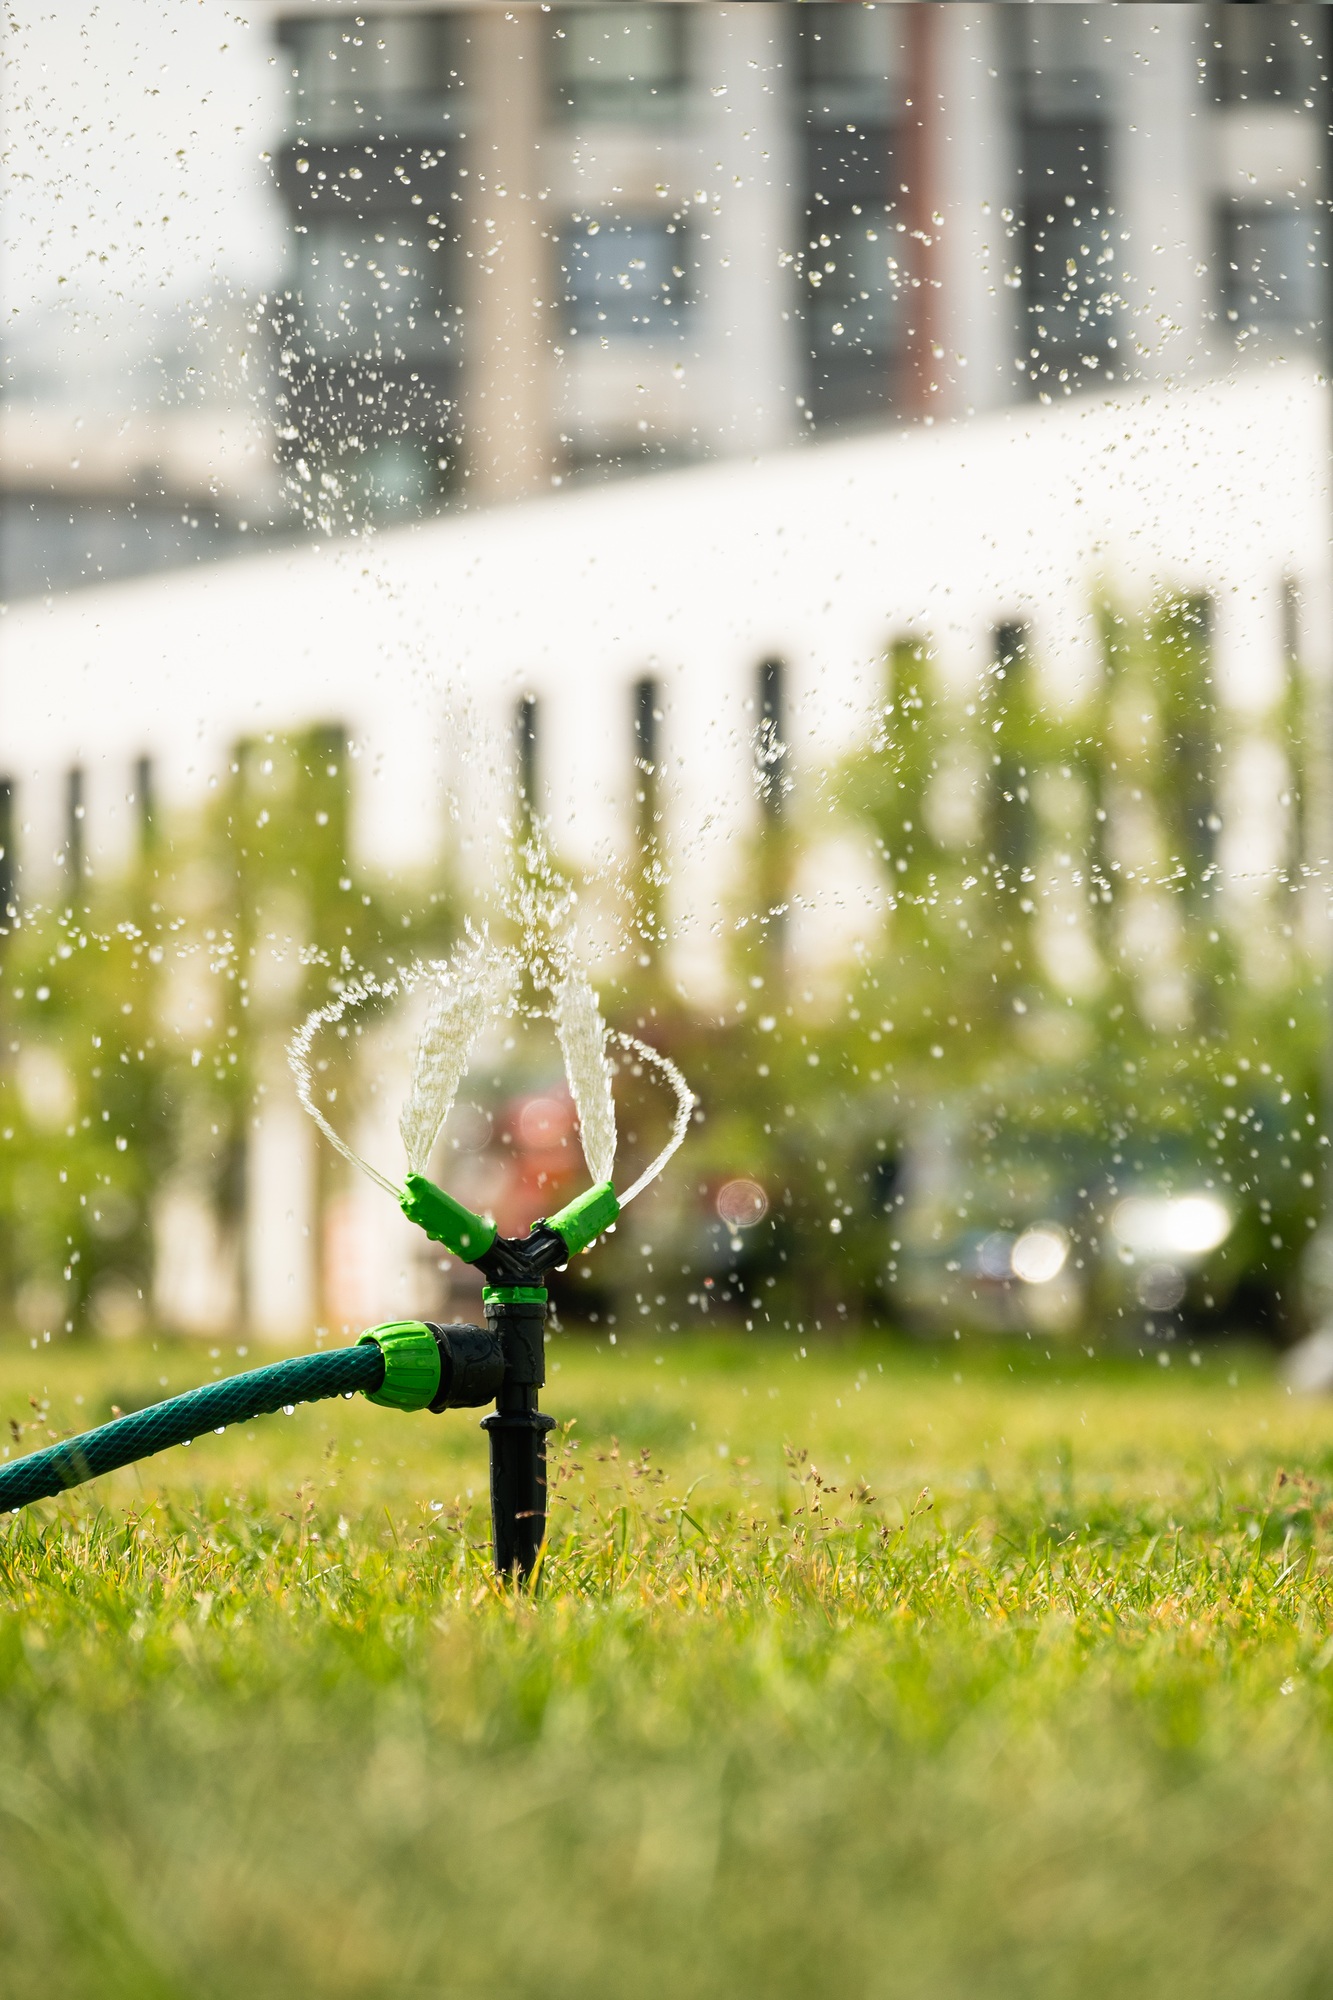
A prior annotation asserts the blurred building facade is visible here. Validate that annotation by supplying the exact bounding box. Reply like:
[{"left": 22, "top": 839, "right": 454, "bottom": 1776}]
[
  {"left": 3, "top": 4, "right": 1324, "bottom": 592},
  {"left": 0, "top": 293, "right": 284, "bottom": 602},
  {"left": 265, "top": 2, "right": 1327, "bottom": 507}
]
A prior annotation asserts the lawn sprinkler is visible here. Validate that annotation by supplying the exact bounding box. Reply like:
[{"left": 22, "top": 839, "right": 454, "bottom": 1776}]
[{"left": 0, "top": 940, "right": 693, "bottom": 1579}]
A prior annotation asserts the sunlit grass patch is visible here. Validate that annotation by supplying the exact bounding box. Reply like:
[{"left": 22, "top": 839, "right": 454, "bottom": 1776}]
[{"left": 0, "top": 1332, "right": 1331, "bottom": 1997}]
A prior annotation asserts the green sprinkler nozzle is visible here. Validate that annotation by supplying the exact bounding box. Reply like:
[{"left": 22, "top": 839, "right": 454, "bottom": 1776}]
[
  {"left": 399, "top": 1174, "right": 497, "bottom": 1262},
  {"left": 544, "top": 1180, "right": 619, "bottom": 1258},
  {"left": 397, "top": 1170, "right": 619, "bottom": 1286}
]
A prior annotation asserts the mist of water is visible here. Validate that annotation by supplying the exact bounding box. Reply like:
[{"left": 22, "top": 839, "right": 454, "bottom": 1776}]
[
  {"left": 611, "top": 1030, "right": 695, "bottom": 1208},
  {"left": 399, "top": 937, "right": 517, "bottom": 1179},
  {"left": 290, "top": 824, "right": 693, "bottom": 1220},
  {"left": 553, "top": 971, "right": 617, "bottom": 1188},
  {"left": 287, "top": 973, "right": 402, "bottom": 1198}
]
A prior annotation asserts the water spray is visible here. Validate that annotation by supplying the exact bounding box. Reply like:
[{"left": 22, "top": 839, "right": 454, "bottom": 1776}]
[{"left": 0, "top": 938, "right": 693, "bottom": 1581}]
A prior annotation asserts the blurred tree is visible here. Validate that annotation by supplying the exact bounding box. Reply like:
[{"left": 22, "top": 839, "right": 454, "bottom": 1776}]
[
  {"left": 0, "top": 727, "right": 458, "bottom": 1343},
  {"left": 649, "top": 595, "right": 1324, "bottom": 1344},
  {"left": 0, "top": 818, "right": 173, "bottom": 1339},
  {"left": 825, "top": 598, "right": 1324, "bottom": 1341},
  {"left": 200, "top": 724, "right": 455, "bottom": 1329}
]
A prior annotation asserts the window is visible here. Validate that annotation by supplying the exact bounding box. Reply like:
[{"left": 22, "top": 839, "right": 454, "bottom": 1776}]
[
  {"left": 272, "top": 26, "right": 465, "bottom": 511},
  {"left": 803, "top": 210, "right": 903, "bottom": 418},
  {"left": 796, "top": 4, "right": 905, "bottom": 424},
  {"left": 280, "top": 15, "right": 463, "bottom": 144},
  {"left": 515, "top": 694, "right": 539, "bottom": 821},
  {"left": 552, "top": 5, "right": 687, "bottom": 123},
  {"left": 988, "top": 624, "right": 1035, "bottom": 882},
  {"left": 1012, "top": 8, "right": 1107, "bottom": 121},
  {"left": 1219, "top": 204, "right": 1321, "bottom": 336},
  {"left": 755, "top": 659, "right": 787, "bottom": 822},
  {"left": 632, "top": 676, "right": 663, "bottom": 948},
  {"left": 1017, "top": 125, "right": 1115, "bottom": 385},
  {"left": 0, "top": 779, "right": 15, "bottom": 919},
  {"left": 297, "top": 221, "right": 455, "bottom": 365},
  {"left": 65, "top": 767, "right": 85, "bottom": 889},
  {"left": 799, "top": 3, "right": 903, "bottom": 120},
  {"left": 1010, "top": 12, "right": 1116, "bottom": 393},
  {"left": 284, "top": 213, "right": 460, "bottom": 506},
  {"left": 1204, "top": 8, "right": 1325, "bottom": 108},
  {"left": 559, "top": 217, "right": 689, "bottom": 341}
]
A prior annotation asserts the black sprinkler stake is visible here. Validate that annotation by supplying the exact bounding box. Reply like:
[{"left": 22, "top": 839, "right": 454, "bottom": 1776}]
[
  {"left": 424, "top": 1284, "right": 555, "bottom": 1580},
  {"left": 480, "top": 1287, "right": 555, "bottom": 1581}
]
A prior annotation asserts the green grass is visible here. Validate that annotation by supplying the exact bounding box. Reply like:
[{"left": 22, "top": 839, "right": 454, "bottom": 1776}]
[{"left": 1, "top": 1329, "right": 1333, "bottom": 1997}]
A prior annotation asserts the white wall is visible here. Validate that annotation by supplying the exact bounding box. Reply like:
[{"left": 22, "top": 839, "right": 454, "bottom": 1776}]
[
  {"left": 693, "top": 2, "right": 803, "bottom": 456},
  {"left": 936, "top": 4, "right": 1018, "bottom": 421},
  {"left": 6, "top": 366, "right": 1327, "bottom": 917}
]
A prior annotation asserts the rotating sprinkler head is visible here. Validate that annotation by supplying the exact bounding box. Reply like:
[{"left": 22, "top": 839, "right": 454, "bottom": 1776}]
[
  {"left": 357, "top": 955, "right": 693, "bottom": 1578},
  {"left": 0, "top": 941, "right": 693, "bottom": 1584}
]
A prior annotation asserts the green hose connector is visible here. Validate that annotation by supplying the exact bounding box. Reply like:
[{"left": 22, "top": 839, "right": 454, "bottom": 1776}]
[
  {"left": 482, "top": 1285, "right": 550, "bottom": 1307},
  {"left": 400, "top": 1173, "right": 497, "bottom": 1263},
  {"left": 358, "top": 1320, "right": 441, "bottom": 1412},
  {"left": 545, "top": 1180, "right": 620, "bottom": 1257}
]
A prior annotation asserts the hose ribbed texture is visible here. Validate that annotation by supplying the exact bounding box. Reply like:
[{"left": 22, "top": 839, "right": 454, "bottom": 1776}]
[{"left": 0, "top": 1344, "right": 385, "bottom": 1515}]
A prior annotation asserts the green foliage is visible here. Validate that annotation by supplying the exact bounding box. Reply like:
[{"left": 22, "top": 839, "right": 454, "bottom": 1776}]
[
  {"left": 0, "top": 599, "right": 1317, "bottom": 1352},
  {"left": 662, "top": 599, "right": 1323, "bottom": 1339},
  {"left": 0, "top": 865, "right": 175, "bottom": 1338},
  {"left": 0, "top": 726, "right": 456, "bottom": 1339},
  {"left": 0, "top": 1336, "right": 1332, "bottom": 1996}
]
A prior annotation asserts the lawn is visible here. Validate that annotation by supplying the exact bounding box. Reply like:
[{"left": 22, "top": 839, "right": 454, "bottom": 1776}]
[{"left": 1, "top": 1329, "right": 1332, "bottom": 1998}]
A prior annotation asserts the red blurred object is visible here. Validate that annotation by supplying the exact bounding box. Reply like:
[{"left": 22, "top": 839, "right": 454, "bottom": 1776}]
[{"left": 493, "top": 1088, "right": 581, "bottom": 1238}]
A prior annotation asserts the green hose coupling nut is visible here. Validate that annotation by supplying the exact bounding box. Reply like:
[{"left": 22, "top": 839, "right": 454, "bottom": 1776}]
[
  {"left": 359, "top": 1320, "right": 442, "bottom": 1413},
  {"left": 544, "top": 1180, "right": 620, "bottom": 1258},
  {"left": 400, "top": 1173, "right": 497, "bottom": 1263}
]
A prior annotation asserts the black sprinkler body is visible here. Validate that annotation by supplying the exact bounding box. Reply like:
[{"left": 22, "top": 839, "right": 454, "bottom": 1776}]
[
  {"left": 480, "top": 1290, "right": 556, "bottom": 1579},
  {"left": 421, "top": 1280, "right": 558, "bottom": 1577},
  {"left": 381, "top": 1174, "right": 621, "bottom": 1576}
]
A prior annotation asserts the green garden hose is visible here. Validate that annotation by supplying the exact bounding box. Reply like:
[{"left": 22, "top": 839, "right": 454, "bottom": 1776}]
[{"left": 0, "top": 1321, "right": 444, "bottom": 1515}]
